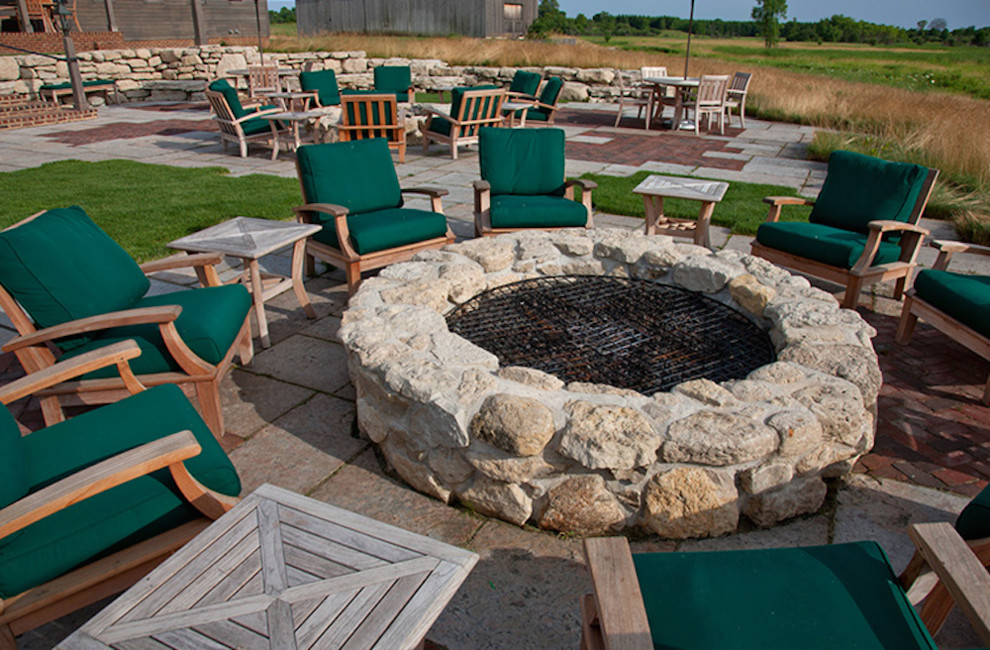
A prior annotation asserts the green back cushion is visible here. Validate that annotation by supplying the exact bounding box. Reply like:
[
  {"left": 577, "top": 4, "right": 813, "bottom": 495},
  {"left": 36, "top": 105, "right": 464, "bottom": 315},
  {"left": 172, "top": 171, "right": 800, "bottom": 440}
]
[
  {"left": 0, "top": 384, "right": 240, "bottom": 598},
  {"left": 299, "top": 69, "right": 340, "bottom": 106},
  {"left": 810, "top": 151, "right": 929, "bottom": 233},
  {"left": 479, "top": 127, "right": 566, "bottom": 196},
  {"left": 0, "top": 407, "right": 27, "bottom": 509},
  {"left": 489, "top": 195, "right": 588, "bottom": 229},
  {"left": 756, "top": 221, "right": 903, "bottom": 270},
  {"left": 61, "top": 284, "right": 252, "bottom": 378},
  {"left": 538, "top": 76, "right": 563, "bottom": 107},
  {"left": 0, "top": 206, "right": 149, "bottom": 350},
  {"left": 374, "top": 66, "right": 412, "bottom": 101},
  {"left": 426, "top": 84, "right": 498, "bottom": 137},
  {"left": 296, "top": 139, "right": 403, "bottom": 215},
  {"left": 914, "top": 269, "right": 990, "bottom": 339},
  {"left": 957, "top": 483, "right": 990, "bottom": 540},
  {"left": 208, "top": 78, "right": 249, "bottom": 118},
  {"left": 312, "top": 207, "right": 449, "bottom": 255},
  {"left": 509, "top": 70, "right": 541, "bottom": 96},
  {"left": 632, "top": 542, "right": 937, "bottom": 650}
]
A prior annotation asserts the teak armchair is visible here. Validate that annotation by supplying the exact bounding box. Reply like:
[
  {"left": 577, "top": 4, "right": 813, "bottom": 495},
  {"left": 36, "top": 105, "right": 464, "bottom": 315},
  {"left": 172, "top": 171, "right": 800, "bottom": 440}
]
[
  {"left": 505, "top": 69, "right": 542, "bottom": 102},
  {"left": 206, "top": 79, "right": 284, "bottom": 160},
  {"left": 299, "top": 68, "right": 341, "bottom": 107},
  {"left": 422, "top": 86, "right": 507, "bottom": 160},
  {"left": 0, "top": 206, "right": 253, "bottom": 439},
  {"left": 373, "top": 65, "right": 415, "bottom": 103},
  {"left": 896, "top": 239, "right": 990, "bottom": 403},
  {"left": 751, "top": 150, "right": 938, "bottom": 308},
  {"left": 581, "top": 521, "right": 990, "bottom": 650},
  {"left": 0, "top": 340, "right": 240, "bottom": 648},
  {"left": 503, "top": 76, "right": 563, "bottom": 127},
  {"left": 339, "top": 92, "right": 406, "bottom": 163},
  {"left": 473, "top": 127, "right": 596, "bottom": 237},
  {"left": 293, "top": 138, "right": 454, "bottom": 294}
]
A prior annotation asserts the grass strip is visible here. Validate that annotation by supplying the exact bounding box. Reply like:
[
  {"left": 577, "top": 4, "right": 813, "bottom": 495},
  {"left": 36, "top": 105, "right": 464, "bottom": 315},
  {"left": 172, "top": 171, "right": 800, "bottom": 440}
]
[{"left": 0, "top": 160, "right": 301, "bottom": 262}]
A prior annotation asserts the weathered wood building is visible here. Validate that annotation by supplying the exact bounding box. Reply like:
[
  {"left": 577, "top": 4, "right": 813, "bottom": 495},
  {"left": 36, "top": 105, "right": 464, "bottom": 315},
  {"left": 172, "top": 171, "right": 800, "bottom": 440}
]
[{"left": 297, "top": 0, "right": 536, "bottom": 38}]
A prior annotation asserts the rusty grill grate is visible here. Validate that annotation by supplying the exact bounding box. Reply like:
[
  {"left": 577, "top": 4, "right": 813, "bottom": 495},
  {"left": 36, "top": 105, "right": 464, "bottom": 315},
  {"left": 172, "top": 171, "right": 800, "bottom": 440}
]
[{"left": 446, "top": 275, "right": 775, "bottom": 395}]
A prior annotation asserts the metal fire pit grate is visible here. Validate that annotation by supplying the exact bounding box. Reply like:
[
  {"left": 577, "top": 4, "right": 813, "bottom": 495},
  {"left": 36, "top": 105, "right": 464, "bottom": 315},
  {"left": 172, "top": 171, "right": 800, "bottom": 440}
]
[{"left": 446, "top": 275, "right": 775, "bottom": 395}]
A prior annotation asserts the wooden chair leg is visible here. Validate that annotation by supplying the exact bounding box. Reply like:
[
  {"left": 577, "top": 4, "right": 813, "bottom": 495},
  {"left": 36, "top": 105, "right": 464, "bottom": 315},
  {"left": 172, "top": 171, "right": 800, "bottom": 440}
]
[
  {"left": 983, "top": 374, "right": 990, "bottom": 405},
  {"left": 238, "top": 319, "right": 254, "bottom": 366},
  {"left": 0, "top": 624, "right": 15, "bottom": 650},
  {"left": 841, "top": 278, "right": 864, "bottom": 309},
  {"left": 239, "top": 139, "right": 248, "bottom": 158},
  {"left": 194, "top": 379, "right": 224, "bottom": 440},
  {"left": 345, "top": 262, "right": 361, "bottom": 295},
  {"left": 893, "top": 276, "right": 908, "bottom": 300},
  {"left": 895, "top": 302, "right": 919, "bottom": 345},
  {"left": 919, "top": 581, "right": 957, "bottom": 638}
]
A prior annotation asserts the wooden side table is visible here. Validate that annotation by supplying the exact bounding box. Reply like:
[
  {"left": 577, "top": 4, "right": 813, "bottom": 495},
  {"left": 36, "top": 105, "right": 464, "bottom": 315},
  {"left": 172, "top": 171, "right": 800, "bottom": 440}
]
[
  {"left": 169, "top": 217, "right": 322, "bottom": 348},
  {"left": 58, "top": 484, "right": 479, "bottom": 650},
  {"left": 633, "top": 174, "right": 729, "bottom": 249}
]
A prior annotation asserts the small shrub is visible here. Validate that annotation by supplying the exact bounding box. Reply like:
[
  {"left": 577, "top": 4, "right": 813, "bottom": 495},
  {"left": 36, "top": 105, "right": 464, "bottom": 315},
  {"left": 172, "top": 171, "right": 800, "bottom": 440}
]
[{"left": 953, "top": 210, "right": 990, "bottom": 246}]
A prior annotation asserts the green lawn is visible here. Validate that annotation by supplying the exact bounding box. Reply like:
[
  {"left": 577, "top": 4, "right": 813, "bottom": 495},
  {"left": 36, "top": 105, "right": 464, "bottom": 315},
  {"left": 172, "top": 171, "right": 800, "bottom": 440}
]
[
  {"left": 0, "top": 161, "right": 300, "bottom": 262},
  {"left": 583, "top": 170, "right": 813, "bottom": 235}
]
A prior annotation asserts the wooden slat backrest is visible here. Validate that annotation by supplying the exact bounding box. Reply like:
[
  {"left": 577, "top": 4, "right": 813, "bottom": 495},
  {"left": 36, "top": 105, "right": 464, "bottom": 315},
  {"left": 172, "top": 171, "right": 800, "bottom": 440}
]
[
  {"left": 247, "top": 65, "right": 279, "bottom": 96},
  {"left": 640, "top": 66, "right": 667, "bottom": 79},
  {"left": 453, "top": 88, "right": 506, "bottom": 138},
  {"left": 204, "top": 91, "right": 242, "bottom": 137},
  {"left": 696, "top": 75, "right": 730, "bottom": 107},
  {"left": 339, "top": 93, "right": 400, "bottom": 143},
  {"left": 728, "top": 71, "right": 752, "bottom": 95}
]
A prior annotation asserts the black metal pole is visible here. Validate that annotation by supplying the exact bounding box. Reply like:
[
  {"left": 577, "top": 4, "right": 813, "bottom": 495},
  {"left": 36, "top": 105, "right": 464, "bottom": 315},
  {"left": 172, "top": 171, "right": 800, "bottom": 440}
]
[
  {"left": 57, "top": 0, "right": 89, "bottom": 110},
  {"left": 255, "top": 0, "right": 264, "bottom": 65},
  {"left": 684, "top": 0, "right": 695, "bottom": 78}
]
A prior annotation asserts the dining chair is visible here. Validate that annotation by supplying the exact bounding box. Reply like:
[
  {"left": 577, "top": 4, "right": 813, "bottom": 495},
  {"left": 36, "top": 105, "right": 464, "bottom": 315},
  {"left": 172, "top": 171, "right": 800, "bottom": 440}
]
[
  {"left": 681, "top": 74, "right": 730, "bottom": 135},
  {"left": 246, "top": 65, "right": 281, "bottom": 98},
  {"left": 641, "top": 66, "right": 675, "bottom": 124},
  {"left": 613, "top": 71, "right": 653, "bottom": 129},
  {"left": 725, "top": 71, "right": 753, "bottom": 128}
]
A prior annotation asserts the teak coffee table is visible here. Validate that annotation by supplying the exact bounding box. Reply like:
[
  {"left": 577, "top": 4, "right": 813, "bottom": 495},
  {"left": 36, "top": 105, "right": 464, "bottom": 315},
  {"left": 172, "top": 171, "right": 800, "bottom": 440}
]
[
  {"left": 633, "top": 174, "right": 729, "bottom": 249},
  {"left": 169, "top": 217, "right": 322, "bottom": 348},
  {"left": 59, "top": 484, "right": 479, "bottom": 649}
]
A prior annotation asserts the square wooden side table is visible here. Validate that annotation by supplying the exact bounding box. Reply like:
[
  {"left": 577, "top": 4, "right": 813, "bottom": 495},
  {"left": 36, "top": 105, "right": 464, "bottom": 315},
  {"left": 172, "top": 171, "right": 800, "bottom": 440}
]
[
  {"left": 58, "top": 484, "right": 479, "bottom": 650},
  {"left": 169, "top": 217, "right": 322, "bottom": 348},
  {"left": 633, "top": 174, "right": 729, "bottom": 249}
]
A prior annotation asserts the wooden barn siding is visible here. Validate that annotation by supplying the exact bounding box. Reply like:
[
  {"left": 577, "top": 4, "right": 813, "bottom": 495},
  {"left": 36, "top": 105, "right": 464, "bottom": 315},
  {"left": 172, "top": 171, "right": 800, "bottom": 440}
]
[
  {"left": 299, "top": 0, "right": 495, "bottom": 38},
  {"left": 76, "top": 0, "right": 267, "bottom": 41}
]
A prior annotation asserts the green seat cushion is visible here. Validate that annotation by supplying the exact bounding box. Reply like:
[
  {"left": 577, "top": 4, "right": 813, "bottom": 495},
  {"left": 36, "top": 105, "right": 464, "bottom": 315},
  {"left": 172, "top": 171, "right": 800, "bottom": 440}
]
[
  {"left": 296, "top": 139, "right": 403, "bottom": 215},
  {"left": 632, "top": 542, "right": 937, "bottom": 650},
  {"left": 914, "top": 269, "right": 990, "bottom": 340},
  {"left": 241, "top": 115, "right": 275, "bottom": 136},
  {"left": 0, "top": 384, "right": 240, "bottom": 598},
  {"left": 373, "top": 66, "right": 412, "bottom": 102},
  {"left": 490, "top": 195, "right": 587, "bottom": 229},
  {"left": 299, "top": 69, "right": 340, "bottom": 106},
  {"left": 479, "top": 127, "right": 566, "bottom": 196},
  {"left": 41, "top": 79, "right": 114, "bottom": 91},
  {"left": 208, "top": 78, "right": 251, "bottom": 118},
  {"left": 425, "top": 84, "right": 499, "bottom": 138},
  {"left": 957, "top": 483, "right": 990, "bottom": 540},
  {"left": 811, "top": 151, "right": 929, "bottom": 234},
  {"left": 509, "top": 70, "right": 541, "bottom": 97},
  {"left": 61, "top": 284, "right": 251, "bottom": 378},
  {"left": 0, "top": 407, "right": 27, "bottom": 510},
  {"left": 312, "top": 207, "right": 448, "bottom": 255},
  {"left": 0, "top": 206, "right": 150, "bottom": 351},
  {"left": 756, "top": 221, "right": 903, "bottom": 270}
]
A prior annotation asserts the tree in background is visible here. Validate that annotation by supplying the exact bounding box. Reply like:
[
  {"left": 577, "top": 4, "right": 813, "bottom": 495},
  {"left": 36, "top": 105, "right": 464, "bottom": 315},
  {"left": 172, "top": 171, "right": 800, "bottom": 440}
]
[
  {"left": 752, "top": 0, "right": 787, "bottom": 48},
  {"left": 528, "top": 0, "right": 569, "bottom": 36},
  {"left": 594, "top": 11, "right": 618, "bottom": 43}
]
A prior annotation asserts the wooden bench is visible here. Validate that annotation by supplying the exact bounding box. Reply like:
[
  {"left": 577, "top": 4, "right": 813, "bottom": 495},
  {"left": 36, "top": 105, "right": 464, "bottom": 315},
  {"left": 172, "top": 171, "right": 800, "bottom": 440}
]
[{"left": 39, "top": 79, "right": 119, "bottom": 105}]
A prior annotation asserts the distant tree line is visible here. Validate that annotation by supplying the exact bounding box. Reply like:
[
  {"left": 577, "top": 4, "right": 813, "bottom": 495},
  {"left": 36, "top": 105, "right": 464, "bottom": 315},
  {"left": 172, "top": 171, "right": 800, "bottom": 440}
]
[
  {"left": 268, "top": 7, "right": 296, "bottom": 24},
  {"left": 528, "top": 0, "right": 990, "bottom": 47}
]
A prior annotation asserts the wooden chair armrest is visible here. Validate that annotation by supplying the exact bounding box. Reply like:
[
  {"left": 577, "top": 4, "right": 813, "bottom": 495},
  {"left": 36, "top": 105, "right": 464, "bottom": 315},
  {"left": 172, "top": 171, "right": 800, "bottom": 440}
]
[
  {"left": 233, "top": 107, "right": 282, "bottom": 124},
  {"left": 506, "top": 91, "right": 538, "bottom": 102},
  {"left": 139, "top": 252, "right": 224, "bottom": 274},
  {"left": 909, "top": 522, "right": 990, "bottom": 645},
  {"left": 293, "top": 202, "right": 349, "bottom": 219},
  {"left": 567, "top": 178, "right": 598, "bottom": 191},
  {"left": 421, "top": 106, "right": 452, "bottom": 120},
  {"left": 763, "top": 196, "right": 813, "bottom": 207},
  {"left": 473, "top": 180, "right": 491, "bottom": 193},
  {"left": 0, "top": 431, "right": 201, "bottom": 540},
  {"left": 2, "top": 306, "right": 182, "bottom": 353},
  {"left": 867, "top": 220, "right": 930, "bottom": 235},
  {"left": 402, "top": 187, "right": 449, "bottom": 199},
  {"left": 582, "top": 537, "right": 653, "bottom": 650},
  {"left": 930, "top": 240, "right": 990, "bottom": 257},
  {"left": 0, "top": 341, "right": 143, "bottom": 405}
]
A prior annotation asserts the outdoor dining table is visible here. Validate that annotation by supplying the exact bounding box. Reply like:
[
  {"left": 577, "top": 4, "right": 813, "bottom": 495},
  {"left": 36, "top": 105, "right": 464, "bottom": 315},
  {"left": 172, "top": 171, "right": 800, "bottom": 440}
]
[
  {"left": 265, "top": 90, "right": 316, "bottom": 112},
  {"left": 260, "top": 109, "right": 324, "bottom": 151},
  {"left": 644, "top": 76, "right": 700, "bottom": 130}
]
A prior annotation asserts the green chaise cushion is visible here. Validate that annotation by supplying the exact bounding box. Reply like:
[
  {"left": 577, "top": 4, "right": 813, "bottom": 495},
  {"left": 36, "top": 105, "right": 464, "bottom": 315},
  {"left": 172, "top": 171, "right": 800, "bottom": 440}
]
[
  {"left": 0, "top": 206, "right": 150, "bottom": 351},
  {"left": 426, "top": 85, "right": 499, "bottom": 137},
  {"left": 297, "top": 139, "right": 403, "bottom": 215},
  {"left": 0, "top": 384, "right": 240, "bottom": 598},
  {"left": 956, "top": 483, "right": 990, "bottom": 540},
  {"left": 208, "top": 78, "right": 251, "bottom": 118},
  {"left": 490, "top": 195, "right": 587, "bottom": 229},
  {"left": 312, "top": 207, "right": 449, "bottom": 255},
  {"left": 0, "top": 407, "right": 27, "bottom": 510},
  {"left": 299, "top": 69, "right": 340, "bottom": 106},
  {"left": 373, "top": 66, "right": 412, "bottom": 102},
  {"left": 811, "top": 151, "right": 929, "bottom": 234},
  {"left": 479, "top": 127, "right": 566, "bottom": 196},
  {"left": 40, "top": 79, "right": 115, "bottom": 91},
  {"left": 508, "top": 70, "right": 542, "bottom": 97},
  {"left": 61, "top": 284, "right": 251, "bottom": 378},
  {"left": 632, "top": 542, "right": 937, "bottom": 650},
  {"left": 914, "top": 269, "right": 990, "bottom": 339},
  {"left": 241, "top": 116, "right": 276, "bottom": 136},
  {"left": 756, "top": 221, "right": 903, "bottom": 269}
]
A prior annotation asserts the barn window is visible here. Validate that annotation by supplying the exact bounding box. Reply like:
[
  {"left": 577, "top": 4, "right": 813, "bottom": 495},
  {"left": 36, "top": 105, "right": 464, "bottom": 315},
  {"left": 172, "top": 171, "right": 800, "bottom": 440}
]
[{"left": 503, "top": 3, "right": 522, "bottom": 20}]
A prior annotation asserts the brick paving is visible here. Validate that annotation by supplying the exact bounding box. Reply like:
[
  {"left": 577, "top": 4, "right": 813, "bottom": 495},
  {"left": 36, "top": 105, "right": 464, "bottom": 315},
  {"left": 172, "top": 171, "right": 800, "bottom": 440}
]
[{"left": 40, "top": 118, "right": 217, "bottom": 146}]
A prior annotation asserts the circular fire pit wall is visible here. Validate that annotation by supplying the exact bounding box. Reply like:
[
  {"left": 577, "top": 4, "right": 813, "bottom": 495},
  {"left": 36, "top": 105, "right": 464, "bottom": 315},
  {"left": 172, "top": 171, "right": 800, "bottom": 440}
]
[{"left": 340, "top": 230, "right": 881, "bottom": 538}]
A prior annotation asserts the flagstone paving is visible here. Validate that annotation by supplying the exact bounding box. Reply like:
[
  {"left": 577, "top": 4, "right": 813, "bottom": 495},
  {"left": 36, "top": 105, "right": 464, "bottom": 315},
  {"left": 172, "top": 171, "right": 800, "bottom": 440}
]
[{"left": 1, "top": 100, "right": 988, "bottom": 649}]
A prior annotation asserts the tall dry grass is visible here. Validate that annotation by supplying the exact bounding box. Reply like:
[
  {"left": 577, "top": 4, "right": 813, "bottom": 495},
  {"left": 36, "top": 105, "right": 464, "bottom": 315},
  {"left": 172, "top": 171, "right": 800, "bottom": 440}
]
[{"left": 272, "top": 33, "right": 990, "bottom": 193}]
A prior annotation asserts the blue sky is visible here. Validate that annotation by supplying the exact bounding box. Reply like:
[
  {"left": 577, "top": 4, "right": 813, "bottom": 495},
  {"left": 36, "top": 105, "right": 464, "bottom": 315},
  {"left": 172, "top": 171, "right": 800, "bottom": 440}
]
[{"left": 267, "top": 0, "right": 990, "bottom": 30}]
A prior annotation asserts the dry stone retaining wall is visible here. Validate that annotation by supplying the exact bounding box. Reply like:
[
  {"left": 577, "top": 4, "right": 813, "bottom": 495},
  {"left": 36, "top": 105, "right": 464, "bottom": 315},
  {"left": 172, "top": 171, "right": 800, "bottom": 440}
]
[
  {"left": 3, "top": 45, "right": 641, "bottom": 105},
  {"left": 339, "top": 229, "right": 881, "bottom": 539}
]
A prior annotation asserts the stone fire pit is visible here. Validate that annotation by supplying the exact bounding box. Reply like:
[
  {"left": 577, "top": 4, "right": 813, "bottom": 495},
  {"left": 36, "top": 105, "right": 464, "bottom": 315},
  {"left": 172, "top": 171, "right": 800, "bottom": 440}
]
[{"left": 339, "top": 229, "right": 881, "bottom": 538}]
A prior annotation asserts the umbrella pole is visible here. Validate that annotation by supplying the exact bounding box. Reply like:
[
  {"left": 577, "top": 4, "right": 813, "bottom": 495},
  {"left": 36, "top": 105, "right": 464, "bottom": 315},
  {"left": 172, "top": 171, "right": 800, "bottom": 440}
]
[
  {"left": 684, "top": 0, "right": 695, "bottom": 78},
  {"left": 255, "top": 0, "right": 264, "bottom": 65}
]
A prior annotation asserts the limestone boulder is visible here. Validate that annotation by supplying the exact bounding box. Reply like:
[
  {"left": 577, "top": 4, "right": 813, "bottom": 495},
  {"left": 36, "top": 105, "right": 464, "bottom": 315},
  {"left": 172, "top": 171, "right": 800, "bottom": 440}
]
[
  {"left": 537, "top": 475, "right": 627, "bottom": 535},
  {"left": 662, "top": 410, "right": 778, "bottom": 466},
  {"left": 466, "top": 452, "right": 556, "bottom": 483},
  {"left": 450, "top": 238, "right": 515, "bottom": 273},
  {"left": 779, "top": 343, "right": 882, "bottom": 404},
  {"left": 744, "top": 475, "right": 827, "bottom": 527},
  {"left": 471, "top": 394, "right": 557, "bottom": 457},
  {"left": 558, "top": 401, "right": 659, "bottom": 470},
  {"left": 0, "top": 57, "right": 18, "bottom": 82},
  {"left": 671, "top": 255, "right": 744, "bottom": 293},
  {"left": 642, "top": 467, "right": 739, "bottom": 538},
  {"left": 792, "top": 379, "right": 872, "bottom": 448},
  {"left": 498, "top": 366, "right": 565, "bottom": 391},
  {"left": 559, "top": 82, "right": 589, "bottom": 102},
  {"left": 728, "top": 273, "right": 775, "bottom": 318},
  {"left": 458, "top": 477, "right": 532, "bottom": 525},
  {"left": 766, "top": 409, "right": 823, "bottom": 457}
]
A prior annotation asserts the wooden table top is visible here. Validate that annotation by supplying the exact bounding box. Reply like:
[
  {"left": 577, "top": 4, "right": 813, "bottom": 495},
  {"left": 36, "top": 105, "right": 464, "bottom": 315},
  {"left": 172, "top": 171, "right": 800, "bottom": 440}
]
[
  {"left": 59, "top": 484, "right": 478, "bottom": 649},
  {"left": 633, "top": 174, "right": 729, "bottom": 203},
  {"left": 168, "top": 217, "right": 321, "bottom": 260}
]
